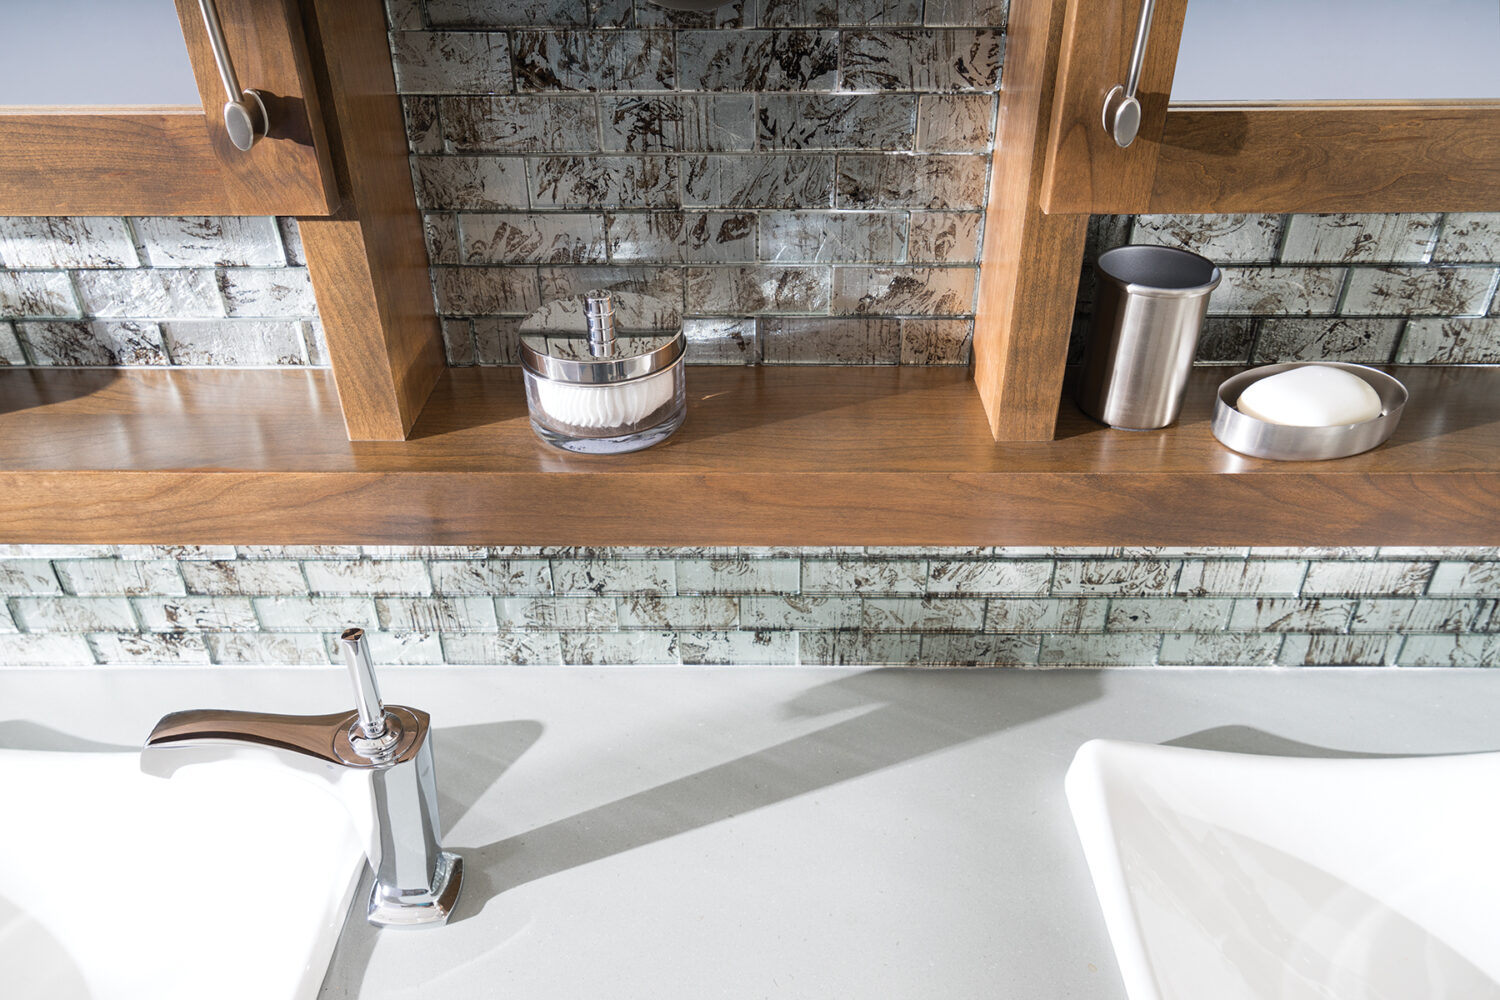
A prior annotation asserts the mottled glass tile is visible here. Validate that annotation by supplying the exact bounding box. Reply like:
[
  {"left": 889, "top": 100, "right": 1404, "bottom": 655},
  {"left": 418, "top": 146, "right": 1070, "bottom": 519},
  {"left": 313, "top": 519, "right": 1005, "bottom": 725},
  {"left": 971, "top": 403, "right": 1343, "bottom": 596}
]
[
  {"left": 802, "top": 556, "right": 926, "bottom": 592},
  {"left": 206, "top": 633, "right": 329, "bottom": 665},
  {"left": 441, "top": 96, "right": 600, "bottom": 152},
  {"left": 759, "top": 211, "right": 906, "bottom": 263},
  {"left": 682, "top": 155, "right": 835, "bottom": 209},
  {"left": 560, "top": 630, "right": 679, "bottom": 664},
  {"left": 634, "top": 0, "right": 751, "bottom": 29},
  {"left": 402, "top": 96, "right": 444, "bottom": 154},
  {"left": 839, "top": 29, "right": 1002, "bottom": 92},
  {"left": 441, "top": 631, "right": 564, "bottom": 665},
  {"left": 1209, "top": 267, "right": 1345, "bottom": 316},
  {"left": 537, "top": 266, "right": 684, "bottom": 317},
  {"left": 495, "top": 596, "right": 617, "bottom": 629},
  {"left": 0, "top": 321, "right": 23, "bottom": 364},
  {"left": 922, "top": 0, "right": 1007, "bottom": 27},
  {"left": 907, "top": 212, "right": 982, "bottom": 262},
  {"left": 414, "top": 156, "right": 531, "bottom": 211},
  {"left": 19, "top": 320, "right": 169, "bottom": 365},
  {"left": 1227, "top": 598, "right": 1356, "bottom": 633},
  {"left": 757, "top": 0, "right": 837, "bottom": 27},
  {"left": 1350, "top": 599, "right": 1483, "bottom": 633},
  {"left": 832, "top": 265, "right": 976, "bottom": 315},
  {"left": 132, "top": 597, "right": 259, "bottom": 632},
  {"left": 1038, "top": 633, "right": 1160, "bottom": 667},
  {"left": 54, "top": 559, "right": 184, "bottom": 597},
  {"left": 757, "top": 94, "right": 916, "bottom": 150},
  {"left": 602, "top": 95, "right": 756, "bottom": 152},
  {"left": 683, "top": 317, "right": 758, "bottom": 362},
  {"left": 74, "top": 269, "right": 224, "bottom": 319},
  {"left": 759, "top": 316, "right": 900, "bottom": 362},
  {"left": 861, "top": 597, "right": 985, "bottom": 631},
  {"left": 134, "top": 217, "right": 286, "bottom": 268},
  {"left": 376, "top": 596, "right": 499, "bottom": 632},
  {"left": 679, "top": 629, "right": 799, "bottom": 665},
  {"left": 0, "top": 217, "right": 138, "bottom": 268},
  {"left": 513, "top": 30, "right": 674, "bottom": 91},
  {"left": 927, "top": 559, "right": 1052, "bottom": 594},
  {"left": 608, "top": 212, "right": 757, "bottom": 264},
  {"left": 899, "top": 318, "right": 970, "bottom": 363},
  {"left": 217, "top": 268, "right": 318, "bottom": 318},
  {"left": 0, "top": 560, "right": 64, "bottom": 595},
  {"left": 530, "top": 155, "right": 681, "bottom": 208},
  {"left": 426, "top": 0, "right": 590, "bottom": 28},
  {"left": 1279, "top": 213, "right": 1439, "bottom": 265},
  {"left": 1105, "top": 598, "right": 1233, "bottom": 632},
  {"left": 919, "top": 633, "right": 1038, "bottom": 666},
  {"left": 675, "top": 557, "right": 800, "bottom": 593},
  {"left": 914, "top": 94, "right": 994, "bottom": 151},
  {"left": 1157, "top": 632, "right": 1281, "bottom": 666},
  {"left": 1251, "top": 317, "right": 1402, "bottom": 363},
  {"left": 179, "top": 561, "right": 307, "bottom": 596},
  {"left": 433, "top": 266, "right": 542, "bottom": 315},
  {"left": 740, "top": 595, "right": 860, "bottom": 628},
  {"left": 1395, "top": 634, "right": 1500, "bottom": 667},
  {"left": 460, "top": 213, "right": 608, "bottom": 264},
  {"left": 835, "top": 154, "right": 986, "bottom": 210},
  {"left": 1279, "top": 633, "right": 1395, "bottom": 667},
  {"left": 1052, "top": 559, "right": 1181, "bottom": 595},
  {"left": 1341, "top": 266, "right": 1496, "bottom": 317},
  {"left": 161, "top": 321, "right": 307, "bottom": 365},
  {"left": 90, "top": 632, "right": 210, "bottom": 665},
  {"left": 1300, "top": 560, "right": 1434, "bottom": 597},
  {"left": 1396, "top": 317, "right": 1500, "bottom": 363},
  {"left": 391, "top": 31, "right": 513, "bottom": 94},
  {"left": 1430, "top": 214, "right": 1500, "bottom": 264},
  {"left": 1131, "top": 213, "right": 1282, "bottom": 264},
  {"left": 425, "top": 213, "right": 460, "bottom": 265},
  {"left": 1193, "top": 317, "right": 1256, "bottom": 363},
  {"left": 676, "top": 30, "right": 839, "bottom": 91},
  {"left": 12, "top": 597, "right": 137, "bottom": 632},
  {"left": 983, "top": 598, "right": 1107, "bottom": 633},
  {"left": 0, "top": 270, "right": 78, "bottom": 318},
  {"left": 686, "top": 265, "right": 831, "bottom": 314},
  {"left": 617, "top": 595, "right": 739, "bottom": 628}
]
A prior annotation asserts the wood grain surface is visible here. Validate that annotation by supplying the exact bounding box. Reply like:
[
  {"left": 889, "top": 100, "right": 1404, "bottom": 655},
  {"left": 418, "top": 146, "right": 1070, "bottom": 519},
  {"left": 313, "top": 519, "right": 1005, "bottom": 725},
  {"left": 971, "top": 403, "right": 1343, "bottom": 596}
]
[
  {"left": 973, "top": 0, "right": 1090, "bottom": 442},
  {"left": 1, "top": 366, "right": 1495, "bottom": 546},
  {"left": 297, "top": 0, "right": 446, "bottom": 441},
  {"left": 1040, "top": 0, "right": 1190, "bottom": 214},
  {"left": 1150, "top": 103, "right": 1500, "bottom": 214}
]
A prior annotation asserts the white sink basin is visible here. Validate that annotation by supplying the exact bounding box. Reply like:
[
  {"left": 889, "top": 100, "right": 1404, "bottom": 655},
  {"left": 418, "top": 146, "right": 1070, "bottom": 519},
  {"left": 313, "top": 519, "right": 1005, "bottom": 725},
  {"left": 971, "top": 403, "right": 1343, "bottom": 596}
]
[
  {"left": 0, "top": 748, "right": 366, "bottom": 1000},
  {"left": 1066, "top": 739, "right": 1500, "bottom": 1000}
]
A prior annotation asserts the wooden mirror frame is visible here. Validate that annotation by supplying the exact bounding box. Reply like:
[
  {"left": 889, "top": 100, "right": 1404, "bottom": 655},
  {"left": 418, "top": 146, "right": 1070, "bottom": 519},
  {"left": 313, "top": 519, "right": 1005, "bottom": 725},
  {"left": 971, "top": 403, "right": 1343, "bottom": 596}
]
[
  {"left": 974, "top": 0, "right": 1500, "bottom": 442},
  {"left": 0, "top": 0, "right": 443, "bottom": 442}
]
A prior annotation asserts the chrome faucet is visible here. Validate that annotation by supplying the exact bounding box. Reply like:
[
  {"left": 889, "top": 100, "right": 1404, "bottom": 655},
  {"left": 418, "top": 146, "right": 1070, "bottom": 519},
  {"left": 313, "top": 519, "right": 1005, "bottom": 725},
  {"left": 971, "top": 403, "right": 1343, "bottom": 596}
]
[{"left": 141, "top": 627, "right": 463, "bottom": 928}]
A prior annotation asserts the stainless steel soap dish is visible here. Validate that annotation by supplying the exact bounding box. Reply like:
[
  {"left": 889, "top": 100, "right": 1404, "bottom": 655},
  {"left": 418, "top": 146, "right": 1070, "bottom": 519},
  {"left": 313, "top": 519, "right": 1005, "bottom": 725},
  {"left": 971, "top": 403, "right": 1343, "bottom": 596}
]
[{"left": 1210, "top": 362, "right": 1408, "bottom": 461}]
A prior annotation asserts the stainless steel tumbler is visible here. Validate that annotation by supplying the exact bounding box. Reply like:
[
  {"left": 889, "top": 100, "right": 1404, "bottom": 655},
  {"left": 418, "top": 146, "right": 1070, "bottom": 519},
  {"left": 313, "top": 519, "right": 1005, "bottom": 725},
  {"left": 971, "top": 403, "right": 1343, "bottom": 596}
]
[{"left": 1075, "top": 245, "right": 1222, "bottom": 430}]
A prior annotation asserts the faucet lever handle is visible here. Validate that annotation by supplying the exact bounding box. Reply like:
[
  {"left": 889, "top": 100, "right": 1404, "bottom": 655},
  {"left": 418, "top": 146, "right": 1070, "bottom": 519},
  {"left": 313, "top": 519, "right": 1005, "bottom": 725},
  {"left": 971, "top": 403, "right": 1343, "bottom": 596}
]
[{"left": 339, "top": 628, "right": 396, "bottom": 753}]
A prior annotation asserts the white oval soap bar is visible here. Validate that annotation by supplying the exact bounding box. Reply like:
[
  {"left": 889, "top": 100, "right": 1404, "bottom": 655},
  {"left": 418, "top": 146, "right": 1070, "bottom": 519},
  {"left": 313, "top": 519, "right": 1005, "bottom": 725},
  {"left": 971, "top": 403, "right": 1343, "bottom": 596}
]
[{"left": 1237, "top": 365, "right": 1383, "bottom": 426}]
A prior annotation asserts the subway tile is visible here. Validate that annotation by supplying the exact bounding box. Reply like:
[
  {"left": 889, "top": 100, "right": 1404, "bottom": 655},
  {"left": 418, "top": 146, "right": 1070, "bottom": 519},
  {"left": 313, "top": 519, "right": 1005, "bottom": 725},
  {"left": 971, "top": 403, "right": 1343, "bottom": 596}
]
[
  {"left": 740, "top": 595, "right": 860, "bottom": 629},
  {"left": 907, "top": 212, "right": 982, "bottom": 262},
  {"left": 362, "top": 546, "right": 490, "bottom": 560},
  {"left": 552, "top": 558, "right": 675, "bottom": 595},
  {"left": 839, "top": 29, "right": 1003, "bottom": 92},
  {"left": 802, "top": 557, "right": 926, "bottom": 593},
  {"left": 495, "top": 596, "right": 617, "bottom": 629},
  {"left": 675, "top": 558, "right": 800, "bottom": 594},
  {"left": 19, "top": 320, "right": 169, "bottom": 365},
  {"left": 0, "top": 633, "right": 96, "bottom": 665},
  {"left": 237, "top": 545, "right": 363, "bottom": 560},
  {"left": 1193, "top": 317, "right": 1256, "bottom": 363},
  {"left": 1300, "top": 560, "right": 1433, "bottom": 596},
  {"left": 1176, "top": 560, "right": 1306, "bottom": 596},
  {"left": 757, "top": 94, "right": 916, "bottom": 150},
  {"left": 1350, "top": 599, "right": 1483, "bottom": 633},
  {"left": 1132, "top": 213, "right": 1282, "bottom": 263},
  {"left": 385, "top": 0, "right": 423, "bottom": 31},
  {"left": 1158, "top": 632, "right": 1283, "bottom": 666},
  {"left": 634, "top": 0, "right": 749, "bottom": 29},
  {"left": 758, "top": 212, "right": 906, "bottom": 264},
  {"left": 0, "top": 561, "right": 63, "bottom": 595},
  {"left": 602, "top": 95, "right": 756, "bottom": 153},
  {"left": 1052, "top": 560, "right": 1180, "bottom": 595},
  {"left": 1105, "top": 598, "right": 1233, "bottom": 632},
  {"left": 683, "top": 155, "right": 835, "bottom": 209},
  {"left": 1038, "top": 633, "right": 1160, "bottom": 667},
  {"left": 1279, "top": 214, "right": 1439, "bottom": 265},
  {"left": 0, "top": 321, "right": 22, "bottom": 364},
  {"left": 425, "top": 214, "right": 460, "bottom": 265},
  {"left": 132, "top": 597, "right": 259, "bottom": 632},
  {"left": 0, "top": 270, "right": 78, "bottom": 318},
  {"left": 252, "top": 596, "right": 379, "bottom": 631},
  {"left": 442, "top": 318, "right": 476, "bottom": 364},
  {"left": 914, "top": 94, "right": 994, "bottom": 151},
  {"left": 801, "top": 630, "right": 924, "bottom": 665},
  {"left": 414, "top": 156, "right": 531, "bottom": 210},
  {"left": 927, "top": 559, "right": 1052, "bottom": 595},
  {"left": 832, "top": 266, "right": 976, "bottom": 315},
  {"left": 277, "top": 219, "right": 305, "bottom": 266},
  {"left": 162, "top": 320, "right": 309, "bottom": 365},
  {"left": 441, "top": 630, "right": 564, "bottom": 664},
  {"left": 685, "top": 265, "right": 831, "bottom": 314},
  {"left": 376, "top": 596, "right": 500, "bottom": 632},
  {"left": 115, "top": 545, "right": 238, "bottom": 562},
  {"left": 530, "top": 155, "right": 681, "bottom": 208},
  {"left": 402, "top": 96, "right": 444, "bottom": 154},
  {"left": 561, "top": 630, "right": 679, "bottom": 664},
  {"left": 1395, "top": 634, "right": 1500, "bottom": 667},
  {"left": 537, "top": 266, "right": 684, "bottom": 312},
  {"left": 899, "top": 318, "right": 970, "bottom": 363},
  {"left": 1427, "top": 560, "right": 1500, "bottom": 595},
  {"left": 134, "top": 217, "right": 286, "bottom": 267},
  {"left": 73, "top": 269, "right": 223, "bottom": 319},
  {"left": 1209, "top": 267, "right": 1344, "bottom": 316},
  {"left": 760, "top": 316, "right": 900, "bottom": 362},
  {"left": 836, "top": 154, "right": 986, "bottom": 210},
  {"left": 433, "top": 266, "right": 541, "bottom": 314},
  {"left": 1250, "top": 318, "right": 1403, "bottom": 363},
  {"left": 1279, "top": 633, "right": 1395, "bottom": 667},
  {"left": 676, "top": 31, "right": 839, "bottom": 91},
  {"left": 1341, "top": 266, "right": 1496, "bottom": 316},
  {"left": 1396, "top": 317, "right": 1500, "bottom": 363},
  {"left": 1430, "top": 214, "right": 1500, "bottom": 263},
  {"left": 0, "top": 602, "right": 12, "bottom": 632},
  {"left": 683, "top": 317, "right": 758, "bottom": 362},
  {"left": 468, "top": 316, "right": 519, "bottom": 361},
  {"left": 426, "top": 0, "right": 587, "bottom": 26},
  {"left": 324, "top": 629, "right": 444, "bottom": 665},
  {"left": 441, "top": 96, "right": 600, "bottom": 152},
  {"left": 90, "top": 632, "right": 210, "bottom": 665},
  {"left": 617, "top": 595, "right": 739, "bottom": 628},
  {"left": 609, "top": 212, "right": 757, "bottom": 263},
  {"left": 1375, "top": 546, "right": 1500, "bottom": 560},
  {"left": 919, "top": 633, "right": 1039, "bottom": 666},
  {"left": 923, "top": 0, "right": 1008, "bottom": 26},
  {"left": 460, "top": 213, "right": 608, "bottom": 264},
  {"left": 680, "top": 629, "right": 798, "bottom": 664},
  {"left": 430, "top": 559, "right": 554, "bottom": 595},
  {"left": 861, "top": 597, "right": 985, "bottom": 631},
  {"left": 0, "top": 217, "right": 138, "bottom": 268},
  {"left": 11, "top": 597, "right": 136, "bottom": 632},
  {"left": 983, "top": 598, "right": 1107, "bottom": 633},
  {"left": 391, "top": 31, "right": 513, "bottom": 94},
  {"left": 513, "top": 30, "right": 674, "bottom": 91},
  {"left": 217, "top": 269, "right": 318, "bottom": 318},
  {"left": 54, "top": 559, "right": 184, "bottom": 596},
  {"left": 206, "top": 632, "right": 329, "bottom": 665},
  {"left": 1228, "top": 598, "right": 1356, "bottom": 632}
]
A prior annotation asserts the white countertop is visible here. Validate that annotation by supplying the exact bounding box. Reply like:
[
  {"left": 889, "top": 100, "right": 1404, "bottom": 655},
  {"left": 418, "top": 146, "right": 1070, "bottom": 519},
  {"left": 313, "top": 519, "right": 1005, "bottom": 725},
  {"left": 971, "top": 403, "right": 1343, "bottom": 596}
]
[{"left": 4, "top": 666, "right": 1497, "bottom": 999}]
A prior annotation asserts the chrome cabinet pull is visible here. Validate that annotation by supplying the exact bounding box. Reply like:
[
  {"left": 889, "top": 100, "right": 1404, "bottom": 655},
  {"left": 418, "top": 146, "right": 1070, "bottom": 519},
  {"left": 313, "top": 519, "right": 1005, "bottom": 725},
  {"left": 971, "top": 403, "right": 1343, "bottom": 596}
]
[
  {"left": 198, "top": 0, "right": 269, "bottom": 151},
  {"left": 1102, "top": 0, "right": 1156, "bottom": 148}
]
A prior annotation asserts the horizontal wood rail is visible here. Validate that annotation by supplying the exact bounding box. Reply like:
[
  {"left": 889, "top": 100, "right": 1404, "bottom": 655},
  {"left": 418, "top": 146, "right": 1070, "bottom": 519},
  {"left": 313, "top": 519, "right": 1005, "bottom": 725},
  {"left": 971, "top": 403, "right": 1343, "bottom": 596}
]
[
  {"left": 1149, "top": 102, "right": 1500, "bottom": 214},
  {"left": 1, "top": 365, "right": 1497, "bottom": 547}
]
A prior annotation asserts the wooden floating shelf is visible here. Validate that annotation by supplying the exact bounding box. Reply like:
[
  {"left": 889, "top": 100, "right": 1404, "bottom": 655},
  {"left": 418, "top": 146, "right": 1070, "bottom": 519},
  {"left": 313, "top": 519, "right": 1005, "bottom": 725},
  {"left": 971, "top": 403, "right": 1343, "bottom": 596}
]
[{"left": 1, "top": 365, "right": 1497, "bottom": 546}]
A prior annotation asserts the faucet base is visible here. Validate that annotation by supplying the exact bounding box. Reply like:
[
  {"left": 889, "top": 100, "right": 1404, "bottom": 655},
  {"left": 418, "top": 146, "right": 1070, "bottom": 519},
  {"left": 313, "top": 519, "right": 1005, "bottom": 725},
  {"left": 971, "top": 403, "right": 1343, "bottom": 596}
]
[{"left": 368, "top": 851, "right": 463, "bottom": 929}]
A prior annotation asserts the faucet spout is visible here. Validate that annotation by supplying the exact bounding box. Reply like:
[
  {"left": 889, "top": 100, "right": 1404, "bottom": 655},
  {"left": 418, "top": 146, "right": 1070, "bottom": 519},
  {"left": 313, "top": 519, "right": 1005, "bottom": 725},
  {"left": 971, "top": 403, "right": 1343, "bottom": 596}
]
[{"left": 140, "top": 631, "right": 463, "bottom": 929}]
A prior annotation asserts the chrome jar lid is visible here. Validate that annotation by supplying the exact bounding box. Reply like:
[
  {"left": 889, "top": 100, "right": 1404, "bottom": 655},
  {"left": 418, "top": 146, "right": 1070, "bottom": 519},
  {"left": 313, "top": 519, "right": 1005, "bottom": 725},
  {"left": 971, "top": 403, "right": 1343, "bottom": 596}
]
[{"left": 519, "top": 290, "right": 685, "bottom": 385}]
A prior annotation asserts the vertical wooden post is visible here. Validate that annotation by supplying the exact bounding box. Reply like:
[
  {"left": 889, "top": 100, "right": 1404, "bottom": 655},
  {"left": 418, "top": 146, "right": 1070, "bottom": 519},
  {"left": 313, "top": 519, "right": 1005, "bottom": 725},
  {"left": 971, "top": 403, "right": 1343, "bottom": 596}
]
[
  {"left": 298, "top": 0, "right": 445, "bottom": 441},
  {"left": 972, "top": 0, "right": 1089, "bottom": 442}
]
